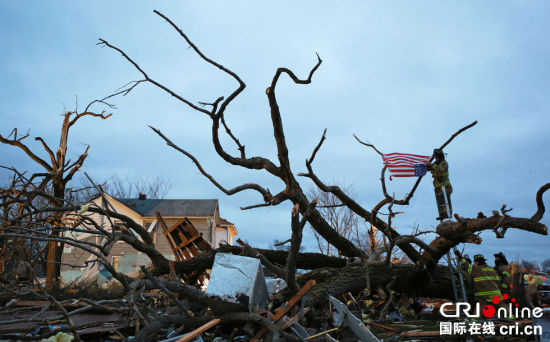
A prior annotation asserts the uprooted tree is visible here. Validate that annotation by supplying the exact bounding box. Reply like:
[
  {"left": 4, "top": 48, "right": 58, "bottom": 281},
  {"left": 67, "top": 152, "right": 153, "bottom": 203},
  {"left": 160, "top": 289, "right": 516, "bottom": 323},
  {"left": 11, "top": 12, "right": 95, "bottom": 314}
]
[{"left": 0, "top": 9, "right": 549, "bottom": 339}]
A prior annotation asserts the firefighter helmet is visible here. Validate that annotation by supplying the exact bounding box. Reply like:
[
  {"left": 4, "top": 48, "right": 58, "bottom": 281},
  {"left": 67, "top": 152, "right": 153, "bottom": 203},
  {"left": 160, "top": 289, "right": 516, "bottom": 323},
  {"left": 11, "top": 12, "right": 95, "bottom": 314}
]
[
  {"left": 433, "top": 148, "right": 445, "bottom": 159},
  {"left": 474, "top": 254, "right": 485, "bottom": 262}
]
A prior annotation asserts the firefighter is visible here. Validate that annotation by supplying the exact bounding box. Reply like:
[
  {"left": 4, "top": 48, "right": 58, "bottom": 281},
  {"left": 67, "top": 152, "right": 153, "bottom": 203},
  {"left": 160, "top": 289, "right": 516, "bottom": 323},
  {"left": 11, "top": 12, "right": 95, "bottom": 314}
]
[
  {"left": 494, "top": 252, "right": 512, "bottom": 296},
  {"left": 427, "top": 149, "right": 452, "bottom": 220},
  {"left": 455, "top": 251, "right": 502, "bottom": 305},
  {"left": 459, "top": 254, "right": 474, "bottom": 303}
]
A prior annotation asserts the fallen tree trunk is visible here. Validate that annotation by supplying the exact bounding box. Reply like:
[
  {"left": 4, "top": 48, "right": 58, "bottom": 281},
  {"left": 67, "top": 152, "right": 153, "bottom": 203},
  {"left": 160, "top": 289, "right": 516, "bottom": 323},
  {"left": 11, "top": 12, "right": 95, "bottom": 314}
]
[
  {"left": 152, "top": 245, "right": 347, "bottom": 277},
  {"left": 152, "top": 246, "right": 455, "bottom": 308},
  {"left": 298, "top": 264, "right": 454, "bottom": 309}
]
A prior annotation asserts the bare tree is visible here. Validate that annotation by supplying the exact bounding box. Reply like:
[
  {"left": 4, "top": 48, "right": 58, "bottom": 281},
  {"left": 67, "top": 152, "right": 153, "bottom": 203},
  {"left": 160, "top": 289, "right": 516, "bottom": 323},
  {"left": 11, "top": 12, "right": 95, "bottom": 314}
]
[
  {"left": 98, "top": 10, "right": 548, "bottom": 274},
  {"left": 307, "top": 186, "right": 374, "bottom": 256},
  {"left": 0, "top": 168, "right": 51, "bottom": 281},
  {"left": 0, "top": 88, "right": 135, "bottom": 289},
  {"left": 75, "top": 174, "right": 171, "bottom": 201},
  {"left": 1, "top": 13, "right": 547, "bottom": 334},
  {"left": 7, "top": 11, "right": 549, "bottom": 340},
  {"left": 109, "top": 174, "right": 171, "bottom": 199}
]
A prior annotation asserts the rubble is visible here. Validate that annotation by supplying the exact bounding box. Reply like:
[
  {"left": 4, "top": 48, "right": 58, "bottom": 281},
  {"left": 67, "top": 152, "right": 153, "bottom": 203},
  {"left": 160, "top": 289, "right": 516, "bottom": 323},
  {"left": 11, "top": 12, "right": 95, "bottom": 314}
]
[
  {"left": 329, "top": 296, "right": 380, "bottom": 342},
  {"left": 1, "top": 28, "right": 548, "bottom": 338},
  {"left": 1, "top": 244, "right": 549, "bottom": 341}
]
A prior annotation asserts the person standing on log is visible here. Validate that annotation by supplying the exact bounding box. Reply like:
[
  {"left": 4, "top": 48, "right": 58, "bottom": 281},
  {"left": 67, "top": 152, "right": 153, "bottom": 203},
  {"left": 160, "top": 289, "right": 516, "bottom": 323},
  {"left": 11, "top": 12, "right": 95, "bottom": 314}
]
[
  {"left": 427, "top": 149, "right": 452, "bottom": 220},
  {"left": 455, "top": 251, "right": 502, "bottom": 305},
  {"left": 494, "top": 252, "right": 512, "bottom": 297}
]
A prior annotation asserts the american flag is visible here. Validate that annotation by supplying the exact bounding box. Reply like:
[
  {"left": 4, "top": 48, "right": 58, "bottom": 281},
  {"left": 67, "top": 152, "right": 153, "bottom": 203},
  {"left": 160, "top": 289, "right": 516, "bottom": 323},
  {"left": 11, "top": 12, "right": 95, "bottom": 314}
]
[{"left": 382, "top": 153, "right": 430, "bottom": 180}]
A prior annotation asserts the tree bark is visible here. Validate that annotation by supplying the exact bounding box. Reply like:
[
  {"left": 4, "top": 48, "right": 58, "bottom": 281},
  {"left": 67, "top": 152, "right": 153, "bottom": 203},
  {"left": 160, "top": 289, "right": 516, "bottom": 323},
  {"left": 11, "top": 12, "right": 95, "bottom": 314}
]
[
  {"left": 151, "top": 245, "right": 347, "bottom": 277},
  {"left": 298, "top": 264, "right": 455, "bottom": 308},
  {"left": 421, "top": 213, "right": 548, "bottom": 267}
]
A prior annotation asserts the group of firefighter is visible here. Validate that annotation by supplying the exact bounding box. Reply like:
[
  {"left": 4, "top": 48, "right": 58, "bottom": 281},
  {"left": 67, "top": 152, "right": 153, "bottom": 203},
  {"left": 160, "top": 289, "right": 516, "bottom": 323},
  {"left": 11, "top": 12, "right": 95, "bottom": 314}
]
[
  {"left": 453, "top": 250, "right": 544, "bottom": 308},
  {"left": 454, "top": 250, "right": 513, "bottom": 307},
  {"left": 427, "top": 149, "right": 543, "bottom": 308}
]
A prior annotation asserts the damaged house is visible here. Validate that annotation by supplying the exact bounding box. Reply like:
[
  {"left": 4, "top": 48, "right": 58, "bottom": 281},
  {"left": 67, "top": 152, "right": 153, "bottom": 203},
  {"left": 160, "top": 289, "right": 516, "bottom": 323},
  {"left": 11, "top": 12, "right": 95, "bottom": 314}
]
[{"left": 61, "top": 194, "right": 237, "bottom": 283}]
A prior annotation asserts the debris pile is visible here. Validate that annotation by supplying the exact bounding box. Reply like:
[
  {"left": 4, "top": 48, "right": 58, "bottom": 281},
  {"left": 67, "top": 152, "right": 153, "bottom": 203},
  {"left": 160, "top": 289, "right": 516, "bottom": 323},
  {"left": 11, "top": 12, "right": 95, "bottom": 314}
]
[{"left": 2, "top": 246, "right": 549, "bottom": 341}]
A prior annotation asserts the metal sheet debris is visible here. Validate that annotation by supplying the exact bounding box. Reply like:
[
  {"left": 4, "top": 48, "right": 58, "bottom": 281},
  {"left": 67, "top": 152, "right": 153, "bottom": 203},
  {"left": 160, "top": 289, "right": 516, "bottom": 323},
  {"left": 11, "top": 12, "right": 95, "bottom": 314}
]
[
  {"left": 329, "top": 295, "right": 380, "bottom": 342},
  {"left": 205, "top": 253, "right": 268, "bottom": 312}
]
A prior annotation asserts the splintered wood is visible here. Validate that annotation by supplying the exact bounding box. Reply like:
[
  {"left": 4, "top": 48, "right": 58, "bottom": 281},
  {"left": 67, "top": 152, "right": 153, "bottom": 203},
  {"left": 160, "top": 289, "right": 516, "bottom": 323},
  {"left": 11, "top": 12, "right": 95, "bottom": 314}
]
[
  {"left": 251, "top": 279, "right": 316, "bottom": 341},
  {"left": 176, "top": 319, "right": 221, "bottom": 342},
  {"left": 155, "top": 212, "right": 211, "bottom": 286}
]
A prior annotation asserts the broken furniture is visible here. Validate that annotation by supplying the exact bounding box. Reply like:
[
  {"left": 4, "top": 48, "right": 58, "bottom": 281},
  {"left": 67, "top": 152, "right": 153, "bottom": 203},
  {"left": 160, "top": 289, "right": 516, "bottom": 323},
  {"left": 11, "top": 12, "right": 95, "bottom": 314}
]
[{"left": 156, "top": 212, "right": 212, "bottom": 286}]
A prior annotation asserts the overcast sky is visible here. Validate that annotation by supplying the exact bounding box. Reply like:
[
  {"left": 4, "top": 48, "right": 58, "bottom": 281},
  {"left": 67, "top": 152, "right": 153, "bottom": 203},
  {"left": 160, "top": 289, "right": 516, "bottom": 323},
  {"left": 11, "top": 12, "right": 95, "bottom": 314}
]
[{"left": 1, "top": 1, "right": 549, "bottom": 264}]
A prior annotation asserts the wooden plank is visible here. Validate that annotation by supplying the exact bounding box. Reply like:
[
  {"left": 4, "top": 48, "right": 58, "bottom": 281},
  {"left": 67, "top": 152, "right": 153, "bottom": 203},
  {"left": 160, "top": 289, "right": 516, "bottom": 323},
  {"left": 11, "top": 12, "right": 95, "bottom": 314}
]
[
  {"left": 175, "top": 250, "right": 186, "bottom": 261},
  {"left": 250, "top": 280, "right": 316, "bottom": 341},
  {"left": 184, "top": 240, "right": 201, "bottom": 257},
  {"left": 370, "top": 321, "right": 399, "bottom": 332},
  {"left": 14, "top": 300, "right": 89, "bottom": 308},
  {"left": 156, "top": 212, "right": 185, "bottom": 262},
  {"left": 181, "top": 218, "right": 212, "bottom": 251},
  {"left": 176, "top": 231, "right": 187, "bottom": 245},
  {"left": 304, "top": 327, "right": 340, "bottom": 340},
  {"left": 155, "top": 212, "right": 170, "bottom": 234},
  {"left": 176, "top": 318, "right": 220, "bottom": 342},
  {"left": 165, "top": 233, "right": 179, "bottom": 252},
  {"left": 14, "top": 300, "right": 56, "bottom": 306},
  {"left": 164, "top": 218, "right": 188, "bottom": 235},
  {"left": 147, "top": 219, "right": 157, "bottom": 233},
  {"left": 279, "top": 308, "right": 310, "bottom": 330},
  {"left": 178, "top": 248, "right": 192, "bottom": 260},
  {"left": 169, "top": 260, "right": 175, "bottom": 281},
  {"left": 182, "top": 217, "right": 201, "bottom": 235},
  {"left": 195, "top": 239, "right": 212, "bottom": 251}
]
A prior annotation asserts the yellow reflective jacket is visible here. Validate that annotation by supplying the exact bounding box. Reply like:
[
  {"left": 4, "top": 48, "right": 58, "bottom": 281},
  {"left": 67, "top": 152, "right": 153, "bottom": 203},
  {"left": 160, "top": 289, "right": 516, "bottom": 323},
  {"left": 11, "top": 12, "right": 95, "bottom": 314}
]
[
  {"left": 496, "top": 264, "right": 512, "bottom": 294},
  {"left": 431, "top": 160, "right": 450, "bottom": 187},
  {"left": 461, "top": 259, "right": 502, "bottom": 302}
]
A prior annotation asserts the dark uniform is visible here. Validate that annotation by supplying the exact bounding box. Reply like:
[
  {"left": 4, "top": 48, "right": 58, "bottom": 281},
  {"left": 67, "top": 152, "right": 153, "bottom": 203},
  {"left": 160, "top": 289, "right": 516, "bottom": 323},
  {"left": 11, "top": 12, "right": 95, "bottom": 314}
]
[
  {"left": 496, "top": 264, "right": 512, "bottom": 296},
  {"left": 459, "top": 255, "right": 474, "bottom": 303},
  {"left": 461, "top": 255, "right": 502, "bottom": 305},
  {"left": 494, "top": 252, "right": 512, "bottom": 297}
]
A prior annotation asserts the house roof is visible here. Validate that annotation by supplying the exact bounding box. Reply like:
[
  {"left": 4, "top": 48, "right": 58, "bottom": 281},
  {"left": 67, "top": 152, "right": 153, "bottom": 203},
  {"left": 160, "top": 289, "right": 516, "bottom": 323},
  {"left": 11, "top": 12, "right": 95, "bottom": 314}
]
[
  {"left": 219, "top": 218, "right": 234, "bottom": 226},
  {"left": 115, "top": 198, "right": 218, "bottom": 217}
]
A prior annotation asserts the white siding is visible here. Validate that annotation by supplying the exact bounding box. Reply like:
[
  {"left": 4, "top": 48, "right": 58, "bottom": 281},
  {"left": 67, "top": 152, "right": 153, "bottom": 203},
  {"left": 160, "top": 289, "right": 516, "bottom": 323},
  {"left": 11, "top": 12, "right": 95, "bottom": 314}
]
[{"left": 215, "top": 227, "right": 229, "bottom": 248}]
